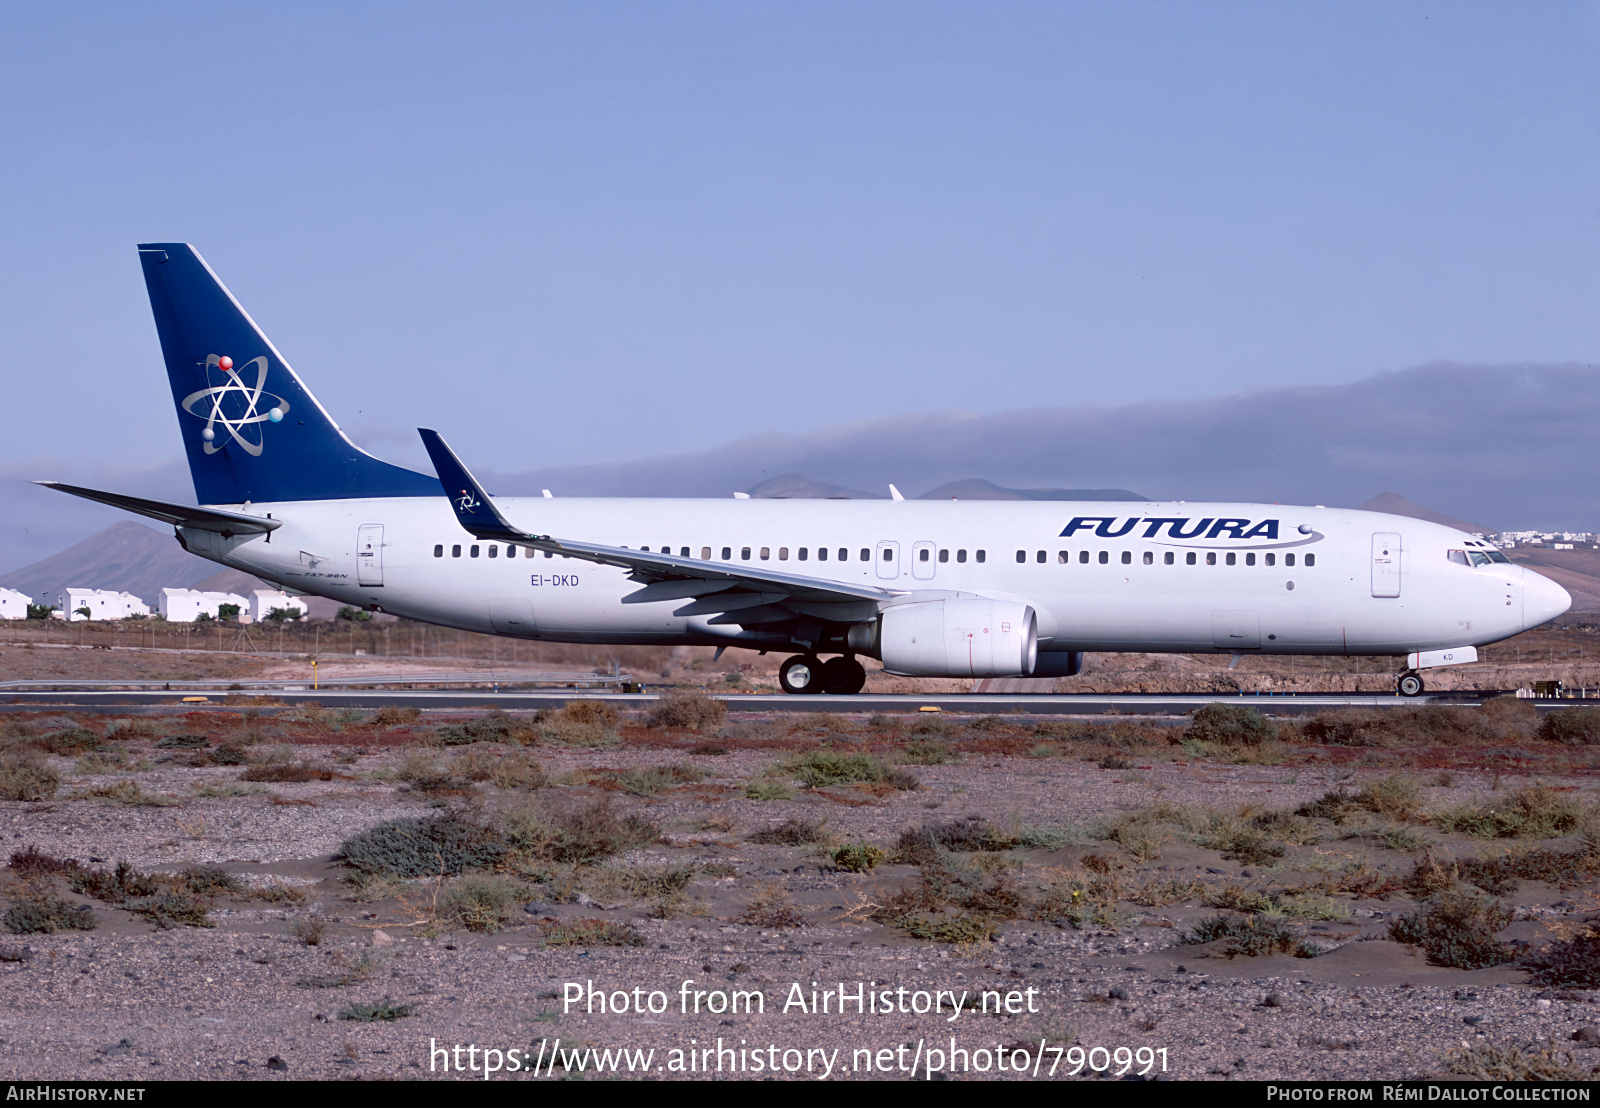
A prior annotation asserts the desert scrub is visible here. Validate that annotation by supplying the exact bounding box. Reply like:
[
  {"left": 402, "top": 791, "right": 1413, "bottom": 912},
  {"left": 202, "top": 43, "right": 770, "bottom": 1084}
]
[
  {"left": 1181, "top": 915, "right": 1320, "bottom": 958},
  {"left": 439, "top": 875, "right": 516, "bottom": 933},
  {"left": 646, "top": 690, "right": 728, "bottom": 730},
  {"left": 1298, "top": 774, "right": 1424, "bottom": 824},
  {"left": 787, "top": 750, "right": 918, "bottom": 791},
  {"left": 338, "top": 999, "right": 413, "bottom": 1021},
  {"left": 744, "top": 781, "right": 795, "bottom": 801},
  {"left": 431, "top": 710, "right": 522, "bottom": 746},
  {"left": 738, "top": 881, "right": 805, "bottom": 928},
  {"left": 3, "top": 895, "right": 95, "bottom": 934},
  {"left": 537, "top": 701, "right": 620, "bottom": 747},
  {"left": 831, "top": 843, "right": 885, "bottom": 872},
  {"left": 898, "top": 740, "right": 953, "bottom": 765},
  {"left": 1430, "top": 787, "right": 1583, "bottom": 840},
  {"left": 496, "top": 797, "right": 658, "bottom": 866},
  {"left": 338, "top": 812, "right": 506, "bottom": 878},
  {"left": 1537, "top": 708, "right": 1600, "bottom": 746},
  {"left": 539, "top": 919, "right": 645, "bottom": 947},
  {"left": 0, "top": 755, "right": 59, "bottom": 801},
  {"left": 1437, "top": 1043, "right": 1595, "bottom": 1082},
  {"left": 895, "top": 816, "right": 1017, "bottom": 861},
  {"left": 748, "top": 817, "right": 828, "bottom": 846},
  {"left": 1183, "top": 704, "right": 1277, "bottom": 747},
  {"left": 1388, "top": 891, "right": 1515, "bottom": 969},
  {"left": 1525, "top": 925, "right": 1600, "bottom": 988}
]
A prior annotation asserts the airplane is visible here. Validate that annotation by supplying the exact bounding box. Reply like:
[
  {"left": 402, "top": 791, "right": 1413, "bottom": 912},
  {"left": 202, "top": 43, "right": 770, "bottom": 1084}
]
[{"left": 37, "top": 243, "right": 1572, "bottom": 697}]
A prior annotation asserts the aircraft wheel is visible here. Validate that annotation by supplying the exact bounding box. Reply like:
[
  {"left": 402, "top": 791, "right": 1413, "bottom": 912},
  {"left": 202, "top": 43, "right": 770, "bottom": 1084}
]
[
  {"left": 779, "top": 655, "right": 823, "bottom": 695},
  {"left": 821, "top": 656, "right": 867, "bottom": 695},
  {"left": 1397, "top": 671, "right": 1425, "bottom": 698}
]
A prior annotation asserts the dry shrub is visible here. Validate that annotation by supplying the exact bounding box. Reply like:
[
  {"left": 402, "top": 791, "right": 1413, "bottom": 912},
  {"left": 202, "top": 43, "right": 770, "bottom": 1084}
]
[
  {"left": 1432, "top": 787, "right": 1583, "bottom": 840},
  {"left": 1438, "top": 1043, "right": 1596, "bottom": 1081},
  {"left": 539, "top": 919, "right": 645, "bottom": 947},
  {"left": 1538, "top": 708, "right": 1600, "bottom": 746},
  {"left": 1388, "top": 891, "right": 1514, "bottom": 969},
  {"left": 538, "top": 702, "right": 620, "bottom": 747},
  {"left": 749, "top": 817, "right": 828, "bottom": 846},
  {"left": 0, "top": 755, "right": 59, "bottom": 801},
  {"left": 8, "top": 845, "right": 76, "bottom": 879},
  {"left": 895, "top": 816, "right": 1016, "bottom": 860},
  {"left": 1526, "top": 926, "right": 1600, "bottom": 988},
  {"left": 1184, "top": 704, "right": 1277, "bottom": 747},
  {"left": 439, "top": 876, "right": 515, "bottom": 933},
  {"left": 1480, "top": 694, "right": 1539, "bottom": 733},
  {"left": 1181, "top": 915, "right": 1320, "bottom": 958},
  {"left": 788, "top": 750, "right": 918, "bottom": 791},
  {"left": 372, "top": 706, "right": 422, "bottom": 728},
  {"left": 240, "top": 762, "right": 329, "bottom": 783},
  {"left": 497, "top": 797, "right": 658, "bottom": 866},
  {"left": 4, "top": 896, "right": 96, "bottom": 934},
  {"left": 739, "top": 881, "right": 805, "bottom": 928},
  {"left": 646, "top": 690, "right": 728, "bottom": 731}
]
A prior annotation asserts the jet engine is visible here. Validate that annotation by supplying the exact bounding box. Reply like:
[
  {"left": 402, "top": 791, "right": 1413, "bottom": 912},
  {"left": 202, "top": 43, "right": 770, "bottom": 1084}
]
[{"left": 875, "top": 599, "right": 1038, "bottom": 678}]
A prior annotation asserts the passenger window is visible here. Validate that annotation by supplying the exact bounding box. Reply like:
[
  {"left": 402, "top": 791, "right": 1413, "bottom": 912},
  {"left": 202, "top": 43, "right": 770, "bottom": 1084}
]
[
  {"left": 452, "top": 544, "right": 461, "bottom": 558},
  {"left": 1186, "top": 552, "right": 1196, "bottom": 565},
  {"left": 722, "top": 547, "right": 732, "bottom": 560},
  {"left": 1245, "top": 553, "right": 1255, "bottom": 566},
  {"left": 1079, "top": 550, "right": 1089, "bottom": 564},
  {"left": 1057, "top": 551, "right": 1068, "bottom": 564},
  {"left": 920, "top": 549, "right": 930, "bottom": 562},
  {"left": 1306, "top": 553, "right": 1316, "bottom": 567},
  {"left": 1037, "top": 550, "right": 1046, "bottom": 563},
  {"left": 680, "top": 547, "right": 690, "bottom": 557},
  {"left": 470, "top": 545, "right": 480, "bottom": 558},
  {"left": 1265, "top": 553, "right": 1275, "bottom": 566},
  {"left": 778, "top": 547, "right": 788, "bottom": 560},
  {"left": 1225, "top": 553, "right": 1235, "bottom": 566},
  {"left": 506, "top": 546, "right": 516, "bottom": 558},
  {"left": 741, "top": 547, "right": 751, "bottom": 560},
  {"left": 544, "top": 550, "right": 553, "bottom": 559},
  {"left": 818, "top": 547, "right": 828, "bottom": 561},
  {"left": 956, "top": 549, "right": 967, "bottom": 563},
  {"left": 1016, "top": 550, "right": 1026, "bottom": 564},
  {"left": 433, "top": 544, "right": 443, "bottom": 558},
  {"left": 1098, "top": 551, "right": 1108, "bottom": 564},
  {"left": 1206, "top": 552, "right": 1216, "bottom": 565},
  {"left": 760, "top": 547, "right": 770, "bottom": 560},
  {"left": 839, "top": 548, "right": 849, "bottom": 561},
  {"left": 1143, "top": 551, "right": 1153, "bottom": 565},
  {"left": 1121, "top": 551, "right": 1131, "bottom": 564},
  {"left": 882, "top": 548, "right": 892, "bottom": 561},
  {"left": 798, "top": 548, "right": 808, "bottom": 561},
  {"left": 701, "top": 547, "right": 711, "bottom": 560},
  {"left": 938, "top": 549, "right": 948, "bottom": 563},
  {"left": 976, "top": 550, "right": 986, "bottom": 563},
  {"left": 860, "top": 549, "right": 870, "bottom": 561},
  {"left": 488, "top": 545, "right": 498, "bottom": 558},
  {"left": 1164, "top": 552, "right": 1174, "bottom": 565},
  {"left": 1285, "top": 553, "right": 1295, "bottom": 567},
  {"left": 640, "top": 546, "right": 650, "bottom": 552}
]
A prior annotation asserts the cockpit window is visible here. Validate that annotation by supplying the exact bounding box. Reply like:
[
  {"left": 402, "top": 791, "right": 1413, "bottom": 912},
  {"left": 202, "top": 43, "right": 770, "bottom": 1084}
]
[
  {"left": 1469, "top": 551, "right": 1491, "bottom": 567},
  {"left": 1486, "top": 550, "right": 1510, "bottom": 563},
  {"left": 1448, "top": 550, "right": 1470, "bottom": 566}
]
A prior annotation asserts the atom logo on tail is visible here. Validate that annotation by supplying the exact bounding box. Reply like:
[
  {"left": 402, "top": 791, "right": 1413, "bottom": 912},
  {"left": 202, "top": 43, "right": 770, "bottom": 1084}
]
[{"left": 180, "top": 354, "right": 291, "bottom": 456}]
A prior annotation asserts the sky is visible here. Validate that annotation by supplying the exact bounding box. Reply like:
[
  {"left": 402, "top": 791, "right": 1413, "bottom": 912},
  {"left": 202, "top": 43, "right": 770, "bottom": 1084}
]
[{"left": 2, "top": 2, "right": 1598, "bottom": 569}]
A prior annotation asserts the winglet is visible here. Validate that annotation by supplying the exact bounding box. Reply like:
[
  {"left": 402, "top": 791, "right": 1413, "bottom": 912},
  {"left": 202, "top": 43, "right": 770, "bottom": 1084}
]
[{"left": 418, "top": 428, "right": 541, "bottom": 544}]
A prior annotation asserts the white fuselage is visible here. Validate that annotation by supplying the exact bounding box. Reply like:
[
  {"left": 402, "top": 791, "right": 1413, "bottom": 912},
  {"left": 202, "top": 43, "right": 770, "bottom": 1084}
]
[{"left": 180, "top": 497, "right": 1570, "bottom": 660}]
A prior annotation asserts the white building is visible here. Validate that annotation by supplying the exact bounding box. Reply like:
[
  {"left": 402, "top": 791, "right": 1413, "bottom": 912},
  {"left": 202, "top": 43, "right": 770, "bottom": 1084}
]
[
  {"left": 0, "top": 588, "right": 31, "bottom": 620},
  {"left": 250, "top": 589, "right": 309, "bottom": 621},
  {"left": 54, "top": 588, "right": 152, "bottom": 621},
  {"left": 158, "top": 588, "right": 250, "bottom": 622}
]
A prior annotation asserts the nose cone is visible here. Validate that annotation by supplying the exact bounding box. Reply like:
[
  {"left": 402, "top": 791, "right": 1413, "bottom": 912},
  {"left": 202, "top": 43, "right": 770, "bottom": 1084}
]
[{"left": 1523, "top": 568, "right": 1572, "bottom": 631}]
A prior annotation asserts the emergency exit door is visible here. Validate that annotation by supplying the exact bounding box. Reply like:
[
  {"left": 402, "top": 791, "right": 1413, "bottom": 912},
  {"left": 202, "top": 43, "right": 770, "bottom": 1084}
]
[{"left": 357, "top": 524, "right": 384, "bottom": 586}]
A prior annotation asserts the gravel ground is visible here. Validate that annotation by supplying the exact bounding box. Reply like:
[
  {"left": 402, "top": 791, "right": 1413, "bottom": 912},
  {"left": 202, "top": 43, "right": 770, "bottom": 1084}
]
[{"left": 2, "top": 707, "right": 1599, "bottom": 1082}]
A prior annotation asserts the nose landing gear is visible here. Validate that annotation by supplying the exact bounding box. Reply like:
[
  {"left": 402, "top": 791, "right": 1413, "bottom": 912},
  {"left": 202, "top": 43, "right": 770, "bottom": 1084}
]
[{"left": 1397, "top": 671, "right": 1425, "bottom": 697}]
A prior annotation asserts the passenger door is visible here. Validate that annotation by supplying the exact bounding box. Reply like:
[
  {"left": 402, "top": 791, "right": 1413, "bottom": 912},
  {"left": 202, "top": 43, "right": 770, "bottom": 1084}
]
[
  {"left": 1371, "top": 532, "right": 1401, "bottom": 598},
  {"left": 912, "top": 540, "right": 936, "bottom": 580}
]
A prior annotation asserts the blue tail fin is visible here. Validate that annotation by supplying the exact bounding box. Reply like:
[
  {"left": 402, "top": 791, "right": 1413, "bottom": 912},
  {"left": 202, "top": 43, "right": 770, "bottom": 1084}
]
[{"left": 138, "top": 243, "right": 440, "bottom": 504}]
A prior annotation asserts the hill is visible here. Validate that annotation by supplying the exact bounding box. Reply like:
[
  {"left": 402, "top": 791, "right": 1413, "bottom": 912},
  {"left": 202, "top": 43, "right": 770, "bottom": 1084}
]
[
  {"left": 917, "top": 478, "right": 1147, "bottom": 501},
  {"left": 741, "top": 472, "right": 883, "bottom": 499},
  {"left": 0, "top": 521, "right": 223, "bottom": 604},
  {"left": 1356, "top": 493, "right": 1493, "bottom": 535}
]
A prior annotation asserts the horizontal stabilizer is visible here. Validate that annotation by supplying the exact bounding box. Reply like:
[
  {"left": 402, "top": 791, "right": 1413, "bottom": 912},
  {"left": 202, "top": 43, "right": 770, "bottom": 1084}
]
[{"left": 35, "top": 481, "right": 282, "bottom": 537}]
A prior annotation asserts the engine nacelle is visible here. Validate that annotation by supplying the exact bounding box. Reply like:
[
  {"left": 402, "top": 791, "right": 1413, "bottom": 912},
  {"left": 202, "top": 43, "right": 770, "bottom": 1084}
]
[{"left": 878, "top": 599, "right": 1038, "bottom": 678}]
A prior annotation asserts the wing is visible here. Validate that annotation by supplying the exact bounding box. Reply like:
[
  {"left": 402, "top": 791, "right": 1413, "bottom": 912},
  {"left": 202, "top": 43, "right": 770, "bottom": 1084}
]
[
  {"left": 418, "top": 429, "right": 894, "bottom": 629},
  {"left": 35, "top": 481, "right": 282, "bottom": 537}
]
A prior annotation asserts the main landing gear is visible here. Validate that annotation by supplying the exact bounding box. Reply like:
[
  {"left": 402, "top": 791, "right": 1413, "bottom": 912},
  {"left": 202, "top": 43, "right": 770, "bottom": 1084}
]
[
  {"left": 1397, "top": 671, "right": 1425, "bottom": 698},
  {"left": 779, "top": 654, "right": 867, "bottom": 695}
]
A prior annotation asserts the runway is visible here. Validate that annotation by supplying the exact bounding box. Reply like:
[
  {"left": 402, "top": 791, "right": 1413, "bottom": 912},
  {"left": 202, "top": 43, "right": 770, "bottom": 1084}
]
[{"left": 0, "top": 688, "right": 1588, "bottom": 715}]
